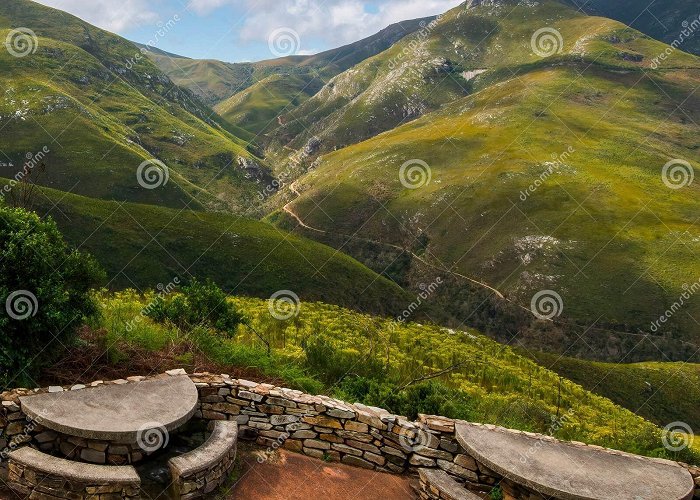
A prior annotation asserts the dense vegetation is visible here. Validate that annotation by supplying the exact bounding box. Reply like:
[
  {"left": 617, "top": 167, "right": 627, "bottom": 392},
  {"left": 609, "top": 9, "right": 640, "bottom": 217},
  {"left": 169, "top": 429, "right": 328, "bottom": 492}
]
[
  {"left": 91, "top": 288, "right": 699, "bottom": 464},
  {"left": 522, "top": 350, "right": 700, "bottom": 431},
  {"left": 0, "top": 204, "right": 103, "bottom": 387}
]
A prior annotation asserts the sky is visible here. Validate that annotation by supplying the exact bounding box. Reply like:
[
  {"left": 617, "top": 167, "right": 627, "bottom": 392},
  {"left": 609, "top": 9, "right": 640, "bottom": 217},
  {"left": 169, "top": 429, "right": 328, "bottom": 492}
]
[{"left": 33, "top": 0, "right": 463, "bottom": 62}]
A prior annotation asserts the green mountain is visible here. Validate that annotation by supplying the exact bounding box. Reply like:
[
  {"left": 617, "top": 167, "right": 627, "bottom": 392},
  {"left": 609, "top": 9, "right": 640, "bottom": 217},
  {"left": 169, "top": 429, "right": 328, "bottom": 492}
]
[
  {"left": 214, "top": 73, "right": 325, "bottom": 137},
  {"left": 144, "top": 16, "right": 434, "bottom": 114},
  {"left": 267, "top": 0, "right": 700, "bottom": 358},
  {"left": 0, "top": 0, "right": 267, "bottom": 214},
  {"left": 524, "top": 350, "right": 700, "bottom": 432},
  {"left": 10, "top": 183, "right": 411, "bottom": 316}
]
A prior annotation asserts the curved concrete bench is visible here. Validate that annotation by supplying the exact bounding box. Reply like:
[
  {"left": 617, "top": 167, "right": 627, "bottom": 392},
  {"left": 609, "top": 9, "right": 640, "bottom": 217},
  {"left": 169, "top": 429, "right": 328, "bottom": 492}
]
[
  {"left": 8, "top": 447, "right": 140, "bottom": 499},
  {"left": 455, "top": 422, "right": 695, "bottom": 500},
  {"left": 20, "top": 374, "right": 199, "bottom": 443},
  {"left": 168, "top": 420, "right": 238, "bottom": 498},
  {"left": 418, "top": 468, "right": 482, "bottom": 500}
]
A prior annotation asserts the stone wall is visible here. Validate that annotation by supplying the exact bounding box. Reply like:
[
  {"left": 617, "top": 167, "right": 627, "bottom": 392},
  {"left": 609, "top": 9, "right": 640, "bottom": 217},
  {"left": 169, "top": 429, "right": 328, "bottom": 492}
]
[
  {"left": 2, "top": 371, "right": 700, "bottom": 500},
  {"left": 168, "top": 420, "right": 238, "bottom": 498},
  {"left": 7, "top": 447, "right": 140, "bottom": 499}
]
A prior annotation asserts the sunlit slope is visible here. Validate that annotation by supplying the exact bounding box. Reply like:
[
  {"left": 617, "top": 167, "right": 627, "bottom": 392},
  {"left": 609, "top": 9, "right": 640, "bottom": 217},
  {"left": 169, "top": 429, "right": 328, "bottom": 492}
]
[
  {"left": 281, "top": 61, "right": 700, "bottom": 348},
  {"left": 267, "top": 0, "right": 699, "bottom": 157},
  {"left": 214, "top": 73, "right": 324, "bottom": 136},
  {"left": 0, "top": 0, "right": 267, "bottom": 213},
  {"left": 145, "top": 17, "right": 432, "bottom": 111},
  {"left": 524, "top": 350, "right": 700, "bottom": 431}
]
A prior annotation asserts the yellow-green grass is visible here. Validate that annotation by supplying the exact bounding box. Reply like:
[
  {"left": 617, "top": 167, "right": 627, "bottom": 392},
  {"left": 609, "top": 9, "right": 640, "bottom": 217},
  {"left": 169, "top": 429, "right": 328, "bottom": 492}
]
[
  {"left": 94, "top": 289, "right": 698, "bottom": 463},
  {"left": 523, "top": 350, "right": 700, "bottom": 431},
  {"left": 267, "top": 0, "right": 699, "bottom": 158},
  {"left": 215, "top": 74, "right": 324, "bottom": 136}
]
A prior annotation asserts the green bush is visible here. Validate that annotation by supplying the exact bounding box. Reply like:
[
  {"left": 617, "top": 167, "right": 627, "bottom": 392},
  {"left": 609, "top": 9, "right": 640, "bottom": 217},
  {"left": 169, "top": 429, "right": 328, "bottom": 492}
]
[
  {"left": 0, "top": 205, "right": 104, "bottom": 388},
  {"left": 146, "top": 278, "right": 246, "bottom": 334}
]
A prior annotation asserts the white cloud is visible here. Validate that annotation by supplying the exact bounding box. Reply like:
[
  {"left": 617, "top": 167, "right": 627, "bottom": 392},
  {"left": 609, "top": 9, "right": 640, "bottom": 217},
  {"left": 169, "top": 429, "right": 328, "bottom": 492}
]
[
  {"left": 33, "top": 0, "right": 160, "bottom": 32},
  {"left": 189, "top": 0, "right": 462, "bottom": 48}
]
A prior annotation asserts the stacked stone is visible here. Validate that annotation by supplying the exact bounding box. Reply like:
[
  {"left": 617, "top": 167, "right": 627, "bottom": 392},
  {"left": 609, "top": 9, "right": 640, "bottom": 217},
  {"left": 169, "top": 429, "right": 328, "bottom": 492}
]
[
  {"left": 169, "top": 421, "right": 238, "bottom": 499},
  {"left": 1, "top": 393, "right": 50, "bottom": 461},
  {"left": 55, "top": 435, "right": 145, "bottom": 465},
  {"left": 417, "top": 468, "right": 482, "bottom": 500},
  {"left": 190, "top": 373, "right": 500, "bottom": 492},
  {"left": 7, "top": 455, "right": 139, "bottom": 499},
  {"left": 2, "top": 371, "right": 699, "bottom": 500},
  {"left": 684, "top": 464, "right": 700, "bottom": 499}
]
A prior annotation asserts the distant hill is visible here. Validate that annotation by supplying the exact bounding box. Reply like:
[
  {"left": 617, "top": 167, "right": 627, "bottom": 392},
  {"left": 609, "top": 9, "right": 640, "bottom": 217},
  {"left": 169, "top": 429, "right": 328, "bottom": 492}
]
[
  {"left": 569, "top": 0, "right": 700, "bottom": 56},
  {"left": 0, "top": 0, "right": 266, "bottom": 214},
  {"left": 143, "top": 16, "right": 434, "bottom": 112}
]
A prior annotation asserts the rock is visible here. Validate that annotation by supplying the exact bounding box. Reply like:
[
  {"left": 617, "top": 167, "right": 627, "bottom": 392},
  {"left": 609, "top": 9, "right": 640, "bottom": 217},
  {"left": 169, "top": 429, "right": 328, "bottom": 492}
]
[
  {"left": 80, "top": 447, "right": 106, "bottom": 464},
  {"left": 341, "top": 455, "right": 374, "bottom": 470},
  {"left": 303, "top": 439, "right": 331, "bottom": 450},
  {"left": 302, "top": 416, "right": 342, "bottom": 429}
]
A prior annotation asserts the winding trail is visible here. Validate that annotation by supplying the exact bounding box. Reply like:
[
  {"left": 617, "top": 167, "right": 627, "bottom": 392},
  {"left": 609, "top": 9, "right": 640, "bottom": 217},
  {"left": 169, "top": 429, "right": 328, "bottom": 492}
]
[
  {"left": 282, "top": 181, "right": 506, "bottom": 299},
  {"left": 280, "top": 181, "right": 700, "bottom": 352}
]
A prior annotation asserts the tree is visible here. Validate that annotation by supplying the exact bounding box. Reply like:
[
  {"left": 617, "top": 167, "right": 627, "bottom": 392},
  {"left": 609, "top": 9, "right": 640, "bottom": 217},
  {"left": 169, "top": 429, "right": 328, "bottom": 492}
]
[
  {"left": 0, "top": 204, "right": 104, "bottom": 389},
  {"left": 146, "top": 278, "right": 246, "bottom": 334}
]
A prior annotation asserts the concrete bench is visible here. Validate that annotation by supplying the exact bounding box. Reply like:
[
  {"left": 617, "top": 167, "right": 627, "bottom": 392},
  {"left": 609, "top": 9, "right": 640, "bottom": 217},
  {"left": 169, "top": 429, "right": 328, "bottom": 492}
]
[
  {"left": 418, "top": 468, "right": 483, "bottom": 500},
  {"left": 455, "top": 422, "right": 695, "bottom": 500},
  {"left": 168, "top": 420, "right": 238, "bottom": 498},
  {"left": 8, "top": 446, "right": 140, "bottom": 499}
]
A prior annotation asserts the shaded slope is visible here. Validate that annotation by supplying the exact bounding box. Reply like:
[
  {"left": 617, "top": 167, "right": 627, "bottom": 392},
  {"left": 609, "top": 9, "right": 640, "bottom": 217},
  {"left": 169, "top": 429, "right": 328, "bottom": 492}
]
[
  {"left": 569, "top": 0, "right": 700, "bottom": 56},
  {"left": 13, "top": 184, "right": 412, "bottom": 316}
]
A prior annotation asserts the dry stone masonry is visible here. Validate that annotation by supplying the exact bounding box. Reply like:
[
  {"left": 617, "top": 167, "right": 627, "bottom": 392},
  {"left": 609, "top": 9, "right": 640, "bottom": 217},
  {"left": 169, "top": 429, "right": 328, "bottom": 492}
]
[{"left": 1, "top": 370, "right": 699, "bottom": 500}]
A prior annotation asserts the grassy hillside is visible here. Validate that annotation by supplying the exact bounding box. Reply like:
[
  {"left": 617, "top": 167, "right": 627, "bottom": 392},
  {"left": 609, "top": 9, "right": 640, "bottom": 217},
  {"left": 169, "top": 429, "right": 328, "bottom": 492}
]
[
  {"left": 524, "top": 350, "right": 700, "bottom": 432},
  {"left": 145, "top": 17, "right": 433, "bottom": 114},
  {"left": 214, "top": 73, "right": 324, "bottom": 136},
  {"left": 270, "top": 0, "right": 700, "bottom": 357},
  {"left": 11, "top": 185, "right": 412, "bottom": 316},
  {"left": 0, "top": 0, "right": 267, "bottom": 214},
  {"left": 266, "top": 0, "right": 700, "bottom": 158},
  {"left": 87, "top": 290, "right": 698, "bottom": 463}
]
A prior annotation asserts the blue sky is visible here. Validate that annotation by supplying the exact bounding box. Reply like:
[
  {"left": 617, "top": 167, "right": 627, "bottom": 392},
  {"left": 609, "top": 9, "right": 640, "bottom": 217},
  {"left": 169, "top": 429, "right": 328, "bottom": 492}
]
[{"left": 33, "top": 0, "right": 463, "bottom": 62}]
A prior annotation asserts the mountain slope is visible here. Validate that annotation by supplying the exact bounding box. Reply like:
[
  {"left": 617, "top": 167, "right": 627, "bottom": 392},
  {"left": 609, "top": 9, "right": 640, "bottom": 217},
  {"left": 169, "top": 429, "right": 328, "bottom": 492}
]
[
  {"left": 144, "top": 16, "right": 434, "bottom": 113},
  {"left": 265, "top": 0, "right": 699, "bottom": 160},
  {"left": 524, "top": 350, "right": 700, "bottom": 431},
  {"left": 7, "top": 183, "right": 412, "bottom": 316},
  {"left": 271, "top": 0, "right": 700, "bottom": 358},
  {"left": 214, "top": 73, "right": 324, "bottom": 136},
  {"left": 0, "top": 0, "right": 267, "bottom": 214}
]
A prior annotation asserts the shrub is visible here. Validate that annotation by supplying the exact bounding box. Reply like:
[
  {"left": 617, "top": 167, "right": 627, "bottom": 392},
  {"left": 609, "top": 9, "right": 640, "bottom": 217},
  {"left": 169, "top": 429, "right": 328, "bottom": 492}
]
[
  {"left": 146, "top": 278, "right": 246, "bottom": 334},
  {"left": 0, "top": 205, "right": 104, "bottom": 388}
]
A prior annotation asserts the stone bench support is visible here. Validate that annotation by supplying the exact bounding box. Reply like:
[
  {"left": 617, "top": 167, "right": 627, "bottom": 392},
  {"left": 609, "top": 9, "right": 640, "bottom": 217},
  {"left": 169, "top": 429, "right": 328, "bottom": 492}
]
[
  {"left": 7, "top": 447, "right": 140, "bottom": 499},
  {"left": 418, "top": 468, "right": 482, "bottom": 500},
  {"left": 168, "top": 420, "right": 238, "bottom": 499}
]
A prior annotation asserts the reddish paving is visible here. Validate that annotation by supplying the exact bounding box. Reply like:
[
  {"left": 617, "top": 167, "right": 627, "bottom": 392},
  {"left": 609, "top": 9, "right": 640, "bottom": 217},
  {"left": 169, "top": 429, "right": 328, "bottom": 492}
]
[{"left": 229, "top": 448, "right": 417, "bottom": 499}]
